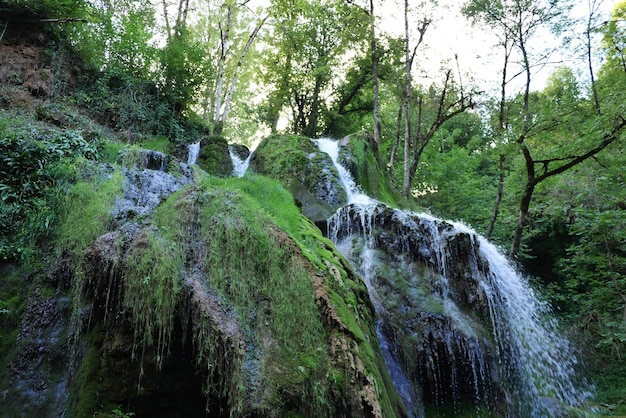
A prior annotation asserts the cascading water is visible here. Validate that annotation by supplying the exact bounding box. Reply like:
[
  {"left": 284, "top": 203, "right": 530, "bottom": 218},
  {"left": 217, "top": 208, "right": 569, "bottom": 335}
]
[
  {"left": 229, "top": 145, "right": 252, "bottom": 178},
  {"left": 187, "top": 141, "right": 200, "bottom": 166},
  {"left": 317, "top": 138, "right": 592, "bottom": 417}
]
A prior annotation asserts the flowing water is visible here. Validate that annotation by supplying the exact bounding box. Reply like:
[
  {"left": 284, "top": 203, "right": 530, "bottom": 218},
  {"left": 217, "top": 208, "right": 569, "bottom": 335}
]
[
  {"left": 317, "top": 138, "right": 592, "bottom": 417},
  {"left": 187, "top": 142, "right": 200, "bottom": 166},
  {"left": 229, "top": 146, "right": 252, "bottom": 178}
]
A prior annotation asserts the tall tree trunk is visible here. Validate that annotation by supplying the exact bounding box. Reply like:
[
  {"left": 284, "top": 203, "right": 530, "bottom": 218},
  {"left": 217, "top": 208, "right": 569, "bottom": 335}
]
[
  {"left": 510, "top": 180, "right": 535, "bottom": 259},
  {"left": 304, "top": 76, "right": 323, "bottom": 138},
  {"left": 510, "top": 26, "right": 533, "bottom": 258},
  {"left": 214, "top": 5, "right": 233, "bottom": 130},
  {"left": 162, "top": 0, "right": 172, "bottom": 39},
  {"left": 214, "top": 14, "right": 267, "bottom": 134},
  {"left": 389, "top": 104, "right": 403, "bottom": 179},
  {"left": 402, "top": 0, "right": 412, "bottom": 199},
  {"left": 487, "top": 40, "right": 511, "bottom": 238},
  {"left": 486, "top": 154, "right": 505, "bottom": 239},
  {"left": 585, "top": 2, "right": 602, "bottom": 116},
  {"left": 370, "top": 0, "right": 381, "bottom": 151}
]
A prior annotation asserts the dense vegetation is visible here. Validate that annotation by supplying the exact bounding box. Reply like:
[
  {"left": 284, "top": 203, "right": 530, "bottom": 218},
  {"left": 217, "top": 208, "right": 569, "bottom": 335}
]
[{"left": 1, "top": 0, "right": 625, "bottom": 415}]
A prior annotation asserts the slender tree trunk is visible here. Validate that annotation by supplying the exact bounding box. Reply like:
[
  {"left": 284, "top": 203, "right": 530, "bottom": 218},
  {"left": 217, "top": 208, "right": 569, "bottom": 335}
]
[
  {"left": 585, "top": 3, "right": 602, "bottom": 116},
  {"left": 510, "top": 180, "right": 535, "bottom": 259},
  {"left": 214, "top": 15, "right": 267, "bottom": 134},
  {"left": 214, "top": 5, "right": 233, "bottom": 129},
  {"left": 304, "top": 76, "right": 323, "bottom": 137},
  {"left": 487, "top": 41, "right": 511, "bottom": 238},
  {"left": 370, "top": 0, "right": 381, "bottom": 150},
  {"left": 162, "top": 0, "right": 172, "bottom": 38},
  {"left": 402, "top": 0, "right": 412, "bottom": 198},
  {"left": 486, "top": 154, "right": 505, "bottom": 239},
  {"left": 389, "top": 104, "right": 403, "bottom": 178},
  {"left": 510, "top": 27, "right": 533, "bottom": 258}
]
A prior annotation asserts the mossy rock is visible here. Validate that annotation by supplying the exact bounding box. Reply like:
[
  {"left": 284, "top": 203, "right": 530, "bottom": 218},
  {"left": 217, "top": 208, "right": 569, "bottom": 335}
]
[
  {"left": 196, "top": 134, "right": 233, "bottom": 177},
  {"left": 343, "top": 132, "right": 403, "bottom": 208},
  {"left": 250, "top": 134, "right": 347, "bottom": 222}
]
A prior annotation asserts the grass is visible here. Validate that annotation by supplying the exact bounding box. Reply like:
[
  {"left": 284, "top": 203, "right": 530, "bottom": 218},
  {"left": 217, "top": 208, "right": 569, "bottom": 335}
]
[
  {"left": 55, "top": 167, "right": 123, "bottom": 258},
  {"left": 138, "top": 135, "right": 170, "bottom": 153},
  {"left": 154, "top": 178, "right": 331, "bottom": 413},
  {"left": 149, "top": 172, "right": 406, "bottom": 416},
  {"left": 122, "top": 229, "right": 184, "bottom": 366}
]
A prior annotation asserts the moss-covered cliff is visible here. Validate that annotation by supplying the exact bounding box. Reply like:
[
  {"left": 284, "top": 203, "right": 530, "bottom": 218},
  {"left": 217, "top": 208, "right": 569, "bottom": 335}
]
[
  {"left": 1, "top": 142, "right": 406, "bottom": 416},
  {"left": 0, "top": 22, "right": 406, "bottom": 417}
]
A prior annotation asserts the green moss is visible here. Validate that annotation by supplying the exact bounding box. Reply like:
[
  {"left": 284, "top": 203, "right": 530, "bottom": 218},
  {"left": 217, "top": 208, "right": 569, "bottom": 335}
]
[
  {"left": 154, "top": 178, "right": 332, "bottom": 413},
  {"left": 67, "top": 333, "right": 105, "bottom": 417},
  {"left": 251, "top": 134, "right": 347, "bottom": 222},
  {"left": 122, "top": 229, "right": 184, "bottom": 366},
  {"left": 196, "top": 135, "right": 233, "bottom": 177},
  {"left": 139, "top": 135, "right": 170, "bottom": 153},
  {"left": 347, "top": 133, "right": 405, "bottom": 208},
  {"left": 55, "top": 168, "right": 123, "bottom": 258},
  {"left": 0, "top": 264, "right": 25, "bottom": 385},
  {"left": 252, "top": 134, "right": 318, "bottom": 184}
]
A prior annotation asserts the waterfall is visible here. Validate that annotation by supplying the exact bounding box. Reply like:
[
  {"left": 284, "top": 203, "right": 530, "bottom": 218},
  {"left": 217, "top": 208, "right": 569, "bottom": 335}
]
[
  {"left": 187, "top": 142, "right": 200, "bottom": 166},
  {"left": 229, "top": 146, "right": 252, "bottom": 178},
  {"left": 317, "top": 138, "right": 592, "bottom": 417}
]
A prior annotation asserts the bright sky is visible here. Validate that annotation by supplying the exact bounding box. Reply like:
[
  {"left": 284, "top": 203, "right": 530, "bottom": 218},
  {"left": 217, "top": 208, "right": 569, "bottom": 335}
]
[{"left": 379, "top": 0, "right": 621, "bottom": 95}]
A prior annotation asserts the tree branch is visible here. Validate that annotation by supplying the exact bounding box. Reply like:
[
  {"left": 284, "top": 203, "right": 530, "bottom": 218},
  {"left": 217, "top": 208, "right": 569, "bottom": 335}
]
[{"left": 536, "top": 116, "right": 626, "bottom": 183}]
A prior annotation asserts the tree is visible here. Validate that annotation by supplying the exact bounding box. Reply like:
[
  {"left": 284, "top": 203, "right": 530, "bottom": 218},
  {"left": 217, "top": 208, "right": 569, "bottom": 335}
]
[
  {"left": 378, "top": 1, "right": 476, "bottom": 199},
  {"left": 260, "top": 0, "right": 369, "bottom": 137},
  {"left": 211, "top": 0, "right": 268, "bottom": 134},
  {"left": 159, "top": 0, "right": 213, "bottom": 112},
  {"left": 400, "top": 71, "right": 475, "bottom": 199},
  {"left": 460, "top": 0, "right": 620, "bottom": 259}
]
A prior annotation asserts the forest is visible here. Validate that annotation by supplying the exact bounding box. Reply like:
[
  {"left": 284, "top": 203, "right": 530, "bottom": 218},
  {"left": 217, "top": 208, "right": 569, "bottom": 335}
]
[{"left": 1, "top": 0, "right": 625, "bottom": 416}]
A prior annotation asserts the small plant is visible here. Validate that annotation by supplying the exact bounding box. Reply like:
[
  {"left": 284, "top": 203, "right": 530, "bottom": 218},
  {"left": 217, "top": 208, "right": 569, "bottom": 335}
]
[{"left": 111, "top": 408, "right": 135, "bottom": 417}]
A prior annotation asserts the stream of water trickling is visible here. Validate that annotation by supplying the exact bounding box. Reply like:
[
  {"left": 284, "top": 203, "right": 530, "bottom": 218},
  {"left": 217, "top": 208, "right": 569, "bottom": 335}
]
[
  {"left": 316, "top": 137, "right": 592, "bottom": 417},
  {"left": 187, "top": 142, "right": 200, "bottom": 166},
  {"left": 229, "top": 146, "right": 252, "bottom": 178}
]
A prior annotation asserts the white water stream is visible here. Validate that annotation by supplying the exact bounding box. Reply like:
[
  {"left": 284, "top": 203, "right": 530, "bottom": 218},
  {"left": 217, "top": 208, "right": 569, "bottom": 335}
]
[
  {"left": 316, "top": 138, "right": 592, "bottom": 417},
  {"left": 187, "top": 141, "right": 200, "bottom": 166},
  {"left": 229, "top": 146, "right": 252, "bottom": 178}
]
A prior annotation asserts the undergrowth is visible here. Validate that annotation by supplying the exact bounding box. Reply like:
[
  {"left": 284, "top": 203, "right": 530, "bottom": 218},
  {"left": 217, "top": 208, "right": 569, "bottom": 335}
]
[{"left": 55, "top": 168, "right": 123, "bottom": 259}]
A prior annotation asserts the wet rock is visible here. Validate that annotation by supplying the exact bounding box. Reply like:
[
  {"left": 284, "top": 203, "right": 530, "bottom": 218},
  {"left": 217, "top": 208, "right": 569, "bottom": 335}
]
[
  {"left": 251, "top": 134, "right": 347, "bottom": 222},
  {"left": 196, "top": 135, "right": 233, "bottom": 177},
  {"left": 113, "top": 149, "right": 193, "bottom": 221},
  {"left": 230, "top": 143, "right": 250, "bottom": 160},
  {"left": 5, "top": 288, "right": 72, "bottom": 417},
  {"left": 329, "top": 203, "right": 504, "bottom": 414}
]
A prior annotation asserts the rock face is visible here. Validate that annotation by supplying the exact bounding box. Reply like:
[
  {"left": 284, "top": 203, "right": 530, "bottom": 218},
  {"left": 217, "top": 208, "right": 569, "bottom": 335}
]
[
  {"left": 1, "top": 143, "right": 403, "bottom": 417},
  {"left": 196, "top": 135, "right": 233, "bottom": 177},
  {"left": 329, "top": 204, "right": 503, "bottom": 415},
  {"left": 0, "top": 17, "right": 78, "bottom": 102},
  {"left": 250, "top": 134, "right": 347, "bottom": 223}
]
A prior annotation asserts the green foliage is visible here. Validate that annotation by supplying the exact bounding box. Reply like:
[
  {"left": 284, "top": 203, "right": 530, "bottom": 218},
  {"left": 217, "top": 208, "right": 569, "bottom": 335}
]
[
  {"left": 3, "top": 0, "right": 90, "bottom": 18},
  {"left": 155, "top": 180, "right": 329, "bottom": 403},
  {"left": 55, "top": 168, "right": 123, "bottom": 258},
  {"left": 0, "top": 117, "right": 99, "bottom": 260},
  {"left": 261, "top": 0, "right": 369, "bottom": 136},
  {"left": 415, "top": 144, "right": 496, "bottom": 229},
  {"left": 160, "top": 29, "right": 214, "bottom": 112},
  {"left": 123, "top": 230, "right": 184, "bottom": 366}
]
